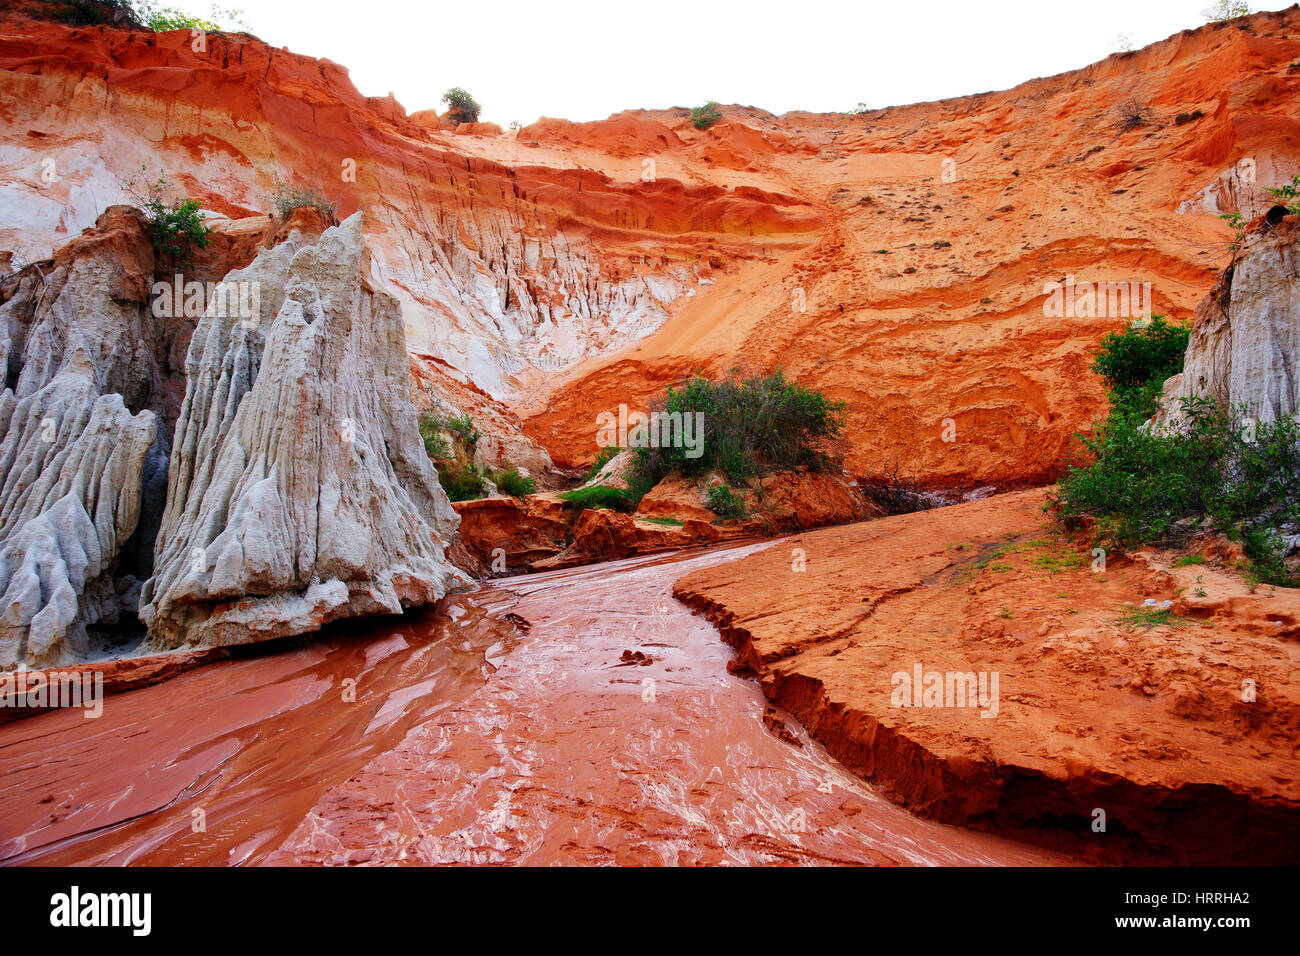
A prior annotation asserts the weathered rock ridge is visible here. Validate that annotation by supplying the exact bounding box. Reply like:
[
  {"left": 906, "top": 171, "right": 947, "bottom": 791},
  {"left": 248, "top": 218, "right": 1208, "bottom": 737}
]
[
  {"left": 1159, "top": 212, "right": 1300, "bottom": 425},
  {"left": 0, "top": 206, "right": 160, "bottom": 667},
  {"left": 140, "top": 214, "right": 469, "bottom": 650}
]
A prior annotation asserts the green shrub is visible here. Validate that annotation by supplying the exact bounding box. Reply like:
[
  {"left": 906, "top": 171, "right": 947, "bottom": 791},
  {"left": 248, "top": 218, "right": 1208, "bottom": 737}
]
[
  {"left": 489, "top": 467, "right": 536, "bottom": 497},
  {"left": 121, "top": 169, "right": 211, "bottom": 266},
  {"left": 1091, "top": 314, "right": 1189, "bottom": 416},
  {"left": 1052, "top": 396, "right": 1300, "bottom": 585},
  {"left": 1265, "top": 175, "right": 1300, "bottom": 213},
  {"left": 707, "top": 483, "right": 747, "bottom": 519},
  {"left": 272, "top": 182, "right": 337, "bottom": 222},
  {"left": 706, "top": 482, "right": 747, "bottom": 518},
  {"left": 442, "top": 88, "right": 482, "bottom": 125},
  {"left": 418, "top": 412, "right": 451, "bottom": 460},
  {"left": 131, "top": 2, "right": 247, "bottom": 31},
  {"left": 146, "top": 197, "right": 209, "bottom": 265},
  {"left": 445, "top": 413, "right": 481, "bottom": 446},
  {"left": 436, "top": 461, "right": 485, "bottom": 502},
  {"left": 558, "top": 484, "right": 638, "bottom": 513},
  {"left": 690, "top": 101, "right": 723, "bottom": 130},
  {"left": 637, "top": 370, "right": 845, "bottom": 484},
  {"left": 584, "top": 445, "right": 620, "bottom": 482}
]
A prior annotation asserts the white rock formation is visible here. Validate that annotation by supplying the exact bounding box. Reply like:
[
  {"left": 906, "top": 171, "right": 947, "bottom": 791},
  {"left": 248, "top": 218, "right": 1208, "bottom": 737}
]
[
  {"left": 0, "top": 208, "right": 160, "bottom": 668},
  {"left": 1156, "top": 219, "right": 1300, "bottom": 427},
  {"left": 139, "top": 213, "right": 470, "bottom": 650}
]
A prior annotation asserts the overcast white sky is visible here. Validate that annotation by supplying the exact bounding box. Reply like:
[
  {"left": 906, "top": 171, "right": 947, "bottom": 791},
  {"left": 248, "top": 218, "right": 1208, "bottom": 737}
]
[{"left": 183, "top": 0, "right": 1290, "bottom": 124}]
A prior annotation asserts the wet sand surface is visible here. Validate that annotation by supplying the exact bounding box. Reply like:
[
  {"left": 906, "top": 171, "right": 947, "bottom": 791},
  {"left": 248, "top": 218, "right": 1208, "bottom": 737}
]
[{"left": 0, "top": 541, "right": 1069, "bottom": 866}]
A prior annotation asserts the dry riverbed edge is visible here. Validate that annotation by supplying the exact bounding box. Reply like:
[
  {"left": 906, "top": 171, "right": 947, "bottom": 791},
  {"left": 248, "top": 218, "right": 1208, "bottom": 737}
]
[{"left": 671, "top": 487, "right": 1300, "bottom": 864}]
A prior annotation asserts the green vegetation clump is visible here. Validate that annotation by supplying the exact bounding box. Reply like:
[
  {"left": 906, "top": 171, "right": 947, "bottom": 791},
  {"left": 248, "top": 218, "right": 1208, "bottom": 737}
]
[
  {"left": 489, "top": 467, "right": 536, "bottom": 498},
  {"left": 122, "top": 169, "right": 211, "bottom": 267},
  {"left": 584, "top": 445, "right": 620, "bottom": 483},
  {"left": 707, "top": 483, "right": 747, "bottom": 519},
  {"left": 437, "top": 461, "right": 485, "bottom": 502},
  {"left": 136, "top": 3, "right": 246, "bottom": 31},
  {"left": 636, "top": 370, "right": 845, "bottom": 485},
  {"left": 558, "top": 484, "right": 639, "bottom": 513},
  {"left": 1265, "top": 175, "right": 1300, "bottom": 213},
  {"left": 1052, "top": 317, "right": 1300, "bottom": 587},
  {"left": 444, "top": 413, "right": 481, "bottom": 445},
  {"left": 418, "top": 409, "right": 531, "bottom": 501},
  {"left": 1090, "top": 314, "right": 1189, "bottom": 418},
  {"left": 690, "top": 101, "right": 723, "bottom": 130},
  {"left": 442, "top": 88, "right": 482, "bottom": 125},
  {"left": 1202, "top": 1, "right": 1252, "bottom": 23},
  {"left": 1118, "top": 604, "right": 1191, "bottom": 630},
  {"left": 418, "top": 412, "right": 452, "bottom": 460}
]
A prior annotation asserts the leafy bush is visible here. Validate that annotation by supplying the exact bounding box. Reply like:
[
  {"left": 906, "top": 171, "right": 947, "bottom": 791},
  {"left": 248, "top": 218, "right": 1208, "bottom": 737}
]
[
  {"left": 1220, "top": 211, "right": 1248, "bottom": 252},
  {"left": 442, "top": 88, "right": 482, "bottom": 125},
  {"left": 707, "top": 483, "right": 747, "bottom": 519},
  {"left": 690, "top": 101, "right": 723, "bottom": 130},
  {"left": 121, "top": 168, "right": 211, "bottom": 266},
  {"left": 1090, "top": 314, "right": 1189, "bottom": 417},
  {"left": 1053, "top": 397, "right": 1300, "bottom": 585},
  {"left": 1056, "top": 310, "right": 1299, "bottom": 587},
  {"left": 436, "top": 461, "right": 485, "bottom": 502},
  {"left": 445, "top": 413, "right": 481, "bottom": 446},
  {"left": 418, "top": 412, "right": 451, "bottom": 460},
  {"left": 558, "top": 484, "right": 638, "bottom": 513},
  {"left": 1265, "top": 175, "right": 1300, "bottom": 213},
  {"left": 272, "top": 182, "right": 337, "bottom": 222},
  {"left": 637, "top": 370, "right": 845, "bottom": 484},
  {"left": 131, "top": 2, "right": 247, "bottom": 31},
  {"left": 146, "top": 197, "right": 209, "bottom": 264},
  {"left": 489, "top": 467, "right": 536, "bottom": 497}
]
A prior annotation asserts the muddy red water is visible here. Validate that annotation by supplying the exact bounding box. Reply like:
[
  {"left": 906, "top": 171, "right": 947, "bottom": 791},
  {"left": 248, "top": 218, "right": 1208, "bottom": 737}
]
[{"left": 0, "top": 541, "right": 1068, "bottom": 866}]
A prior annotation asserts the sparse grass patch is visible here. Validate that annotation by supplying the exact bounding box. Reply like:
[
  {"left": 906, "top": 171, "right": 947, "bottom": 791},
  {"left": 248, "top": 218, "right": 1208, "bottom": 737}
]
[
  {"left": 1117, "top": 605, "right": 1191, "bottom": 630},
  {"left": 639, "top": 516, "right": 685, "bottom": 527},
  {"left": 1173, "top": 554, "right": 1208, "bottom": 567},
  {"left": 559, "top": 484, "right": 638, "bottom": 513},
  {"left": 1031, "top": 547, "right": 1087, "bottom": 574}
]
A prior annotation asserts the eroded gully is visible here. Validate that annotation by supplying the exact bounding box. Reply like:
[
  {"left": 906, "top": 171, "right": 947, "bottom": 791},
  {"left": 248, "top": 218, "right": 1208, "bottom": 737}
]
[{"left": 0, "top": 540, "right": 1067, "bottom": 866}]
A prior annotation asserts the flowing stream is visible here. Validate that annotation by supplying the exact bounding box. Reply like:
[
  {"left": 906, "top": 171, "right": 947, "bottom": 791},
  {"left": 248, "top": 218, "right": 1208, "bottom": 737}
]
[{"left": 0, "top": 541, "right": 1066, "bottom": 866}]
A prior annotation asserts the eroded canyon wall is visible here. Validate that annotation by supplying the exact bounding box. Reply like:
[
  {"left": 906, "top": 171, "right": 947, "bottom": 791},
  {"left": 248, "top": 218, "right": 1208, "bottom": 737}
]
[{"left": 6, "top": 8, "right": 1298, "bottom": 491}]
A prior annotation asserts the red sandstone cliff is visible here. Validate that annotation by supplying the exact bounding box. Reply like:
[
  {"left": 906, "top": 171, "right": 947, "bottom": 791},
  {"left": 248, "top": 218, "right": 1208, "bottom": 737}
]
[{"left": 3, "top": 7, "right": 1298, "bottom": 490}]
